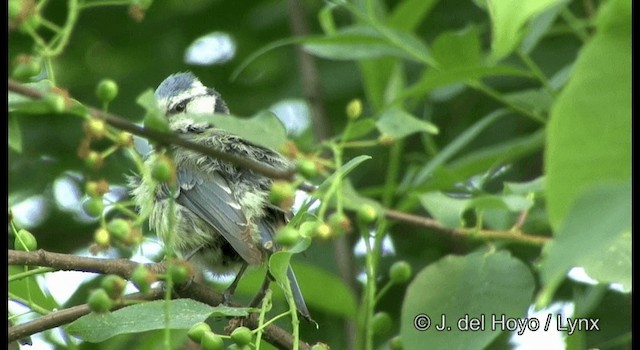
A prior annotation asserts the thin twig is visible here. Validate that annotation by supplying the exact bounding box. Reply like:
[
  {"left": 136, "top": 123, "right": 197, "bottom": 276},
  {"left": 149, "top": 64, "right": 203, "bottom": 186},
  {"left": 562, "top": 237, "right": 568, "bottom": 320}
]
[
  {"left": 8, "top": 79, "right": 297, "bottom": 181},
  {"left": 8, "top": 249, "right": 311, "bottom": 350},
  {"left": 383, "top": 209, "right": 550, "bottom": 246}
]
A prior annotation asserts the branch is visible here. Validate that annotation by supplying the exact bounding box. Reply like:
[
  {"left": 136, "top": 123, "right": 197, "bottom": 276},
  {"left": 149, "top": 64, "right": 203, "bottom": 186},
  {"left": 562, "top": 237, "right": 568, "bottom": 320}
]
[
  {"left": 7, "top": 79, "right": 297, "bottom": 181},
  {"left": 383, "top": 209, "right": 550, "bottom": 246},
  {"left": 8, "top": 249, "right": 311, "bottom": 350}
]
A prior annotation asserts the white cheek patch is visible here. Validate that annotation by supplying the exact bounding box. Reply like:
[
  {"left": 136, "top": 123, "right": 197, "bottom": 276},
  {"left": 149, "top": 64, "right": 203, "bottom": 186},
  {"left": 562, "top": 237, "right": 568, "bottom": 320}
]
[{"left": 188, "top": 95, "right": 218, "bottom": 114}]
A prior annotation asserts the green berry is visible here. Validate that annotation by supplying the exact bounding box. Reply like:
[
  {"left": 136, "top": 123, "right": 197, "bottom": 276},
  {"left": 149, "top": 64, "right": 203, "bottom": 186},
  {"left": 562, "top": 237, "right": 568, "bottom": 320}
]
[
  {"left": 314, "top": 223, "right": 332, "bottom": 239},
  {"left": 346, "top": 98, "right": 363, "bottom": 119},
  {"left": 230, "top": 326, "right": 252, "bottom": 346},
  {"left": 200, "top": 331, "right": 224, "bottom": 350},
  {"left": 14, "top": 229, "right": 37, "bottom": 251},
  {"left": 12, "top": 57, "right": 40, "bottom": 81},
  {"left": 151, "top": 155, "right": 175, "bottom": 183},
  {"left": 371, "top": 312, "right": 393, "bottom": 336},
  {"left": 116, "top": 132, "right": 133, "bottom": 147},
  {"left": 187, "top": 322, "right": 211, "bottom": 343},
  {"left": 389, "top": 335, "right": 403, "bottom": 350},
  {"left": 84, "top": 151, "right": 104, "bottom": 170},
  {"left": 274, "top": 226, "right": 300, "bottom": 247},
  {"left": 296, "top": 159, "right": 317, "bottom": 179},
  {"left": 357, "top": 204, "right": 378, "bottom": 224},
  {"left": 96, "top": 79, "right": 119, "bottom": 103},
  {"left": 85, "top": 180, "right": 109, "bottom": 198},
  {"left": 311, "top": 343, "right": 330, "bottom": 350},
  {"left": 107, "top": 218, "right": 131, "bottom": 240},
  {"left": 167, "top": 260, "right": 192, "bottom": 285},
  {"left": 101, "top": 275, "right": 127, "bottom": 299},
  {"left": 88, "top": 289, "right": 114, "bottom": 313},
  {"left": 83, "top": 197, "right": 104, "bottom": 217},
  {"left": 389, "top": 261, "right": 412, "bottom": 284},
  {"left": 84, "top": 118, "right": 107, "bottom": 139},
  {"left": 131, "top": 264, "right": 155, "bottom": 294},
  {"left": 94, "top": 228, "right": 110, "bottom": 247},
  {"left": 269, "top": 181, "right": 295, "bottom": 209},
  {"left": 328, "top": 212, "right": 351, "bottom": 236},
  {"left": 44, "top": 93, "right": 66, "bottom": 113}
]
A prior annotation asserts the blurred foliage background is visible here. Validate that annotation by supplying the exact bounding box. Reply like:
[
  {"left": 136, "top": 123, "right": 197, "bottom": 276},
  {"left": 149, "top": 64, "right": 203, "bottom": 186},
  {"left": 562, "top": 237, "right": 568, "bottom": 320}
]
[{"left": 8, "top": 0, "right": 630, "bottom": 349}]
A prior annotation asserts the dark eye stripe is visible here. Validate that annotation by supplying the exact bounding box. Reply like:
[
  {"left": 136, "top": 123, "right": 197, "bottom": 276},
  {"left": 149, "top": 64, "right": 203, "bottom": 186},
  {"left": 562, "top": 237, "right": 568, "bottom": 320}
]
[{"left": 168, "top": 99, "right": 190, "bottom": 115}]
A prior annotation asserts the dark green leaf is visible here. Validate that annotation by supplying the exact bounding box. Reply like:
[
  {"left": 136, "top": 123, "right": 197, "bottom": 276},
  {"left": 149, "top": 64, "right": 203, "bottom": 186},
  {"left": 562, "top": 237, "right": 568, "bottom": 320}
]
[
  {"left": 67, "top": 299, "right": 218, "bottom": 342},
  {"left": 388, "top": 0, "right": 439, "bottom": 32},
  {"left": 545, "top": 0, "right": 631, "bottom": 229},
  {"left": 375, "top": 108, "right": 438, "bottom": 139},
  {"left": 540, "top": 182, "right": 631, "bottom": 302},
  {"left": 401, "top": 251, "right": 535, "bottom": 349},
  {"left": 192, "top": 111, "right": 288, "bottom": 150},
  {"left": 9, "top": 115, "right": 22, "bottom": 153}
]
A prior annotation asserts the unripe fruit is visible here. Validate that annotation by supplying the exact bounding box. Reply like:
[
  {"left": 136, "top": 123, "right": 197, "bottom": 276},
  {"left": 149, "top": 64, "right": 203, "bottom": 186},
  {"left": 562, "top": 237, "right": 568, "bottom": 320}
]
[
  {"left": 200, "top": 331, "right": 224, "bottom": 350},
  {"left": 328, "top": 212, "right": 351, "bottom": 236},
  {"left": 101, "top": 275, "right": 127, "bottom": 299},
  {"left": 151, "top": 155, "right": 175, "bottom": 183},
  {"left": 296, "top": 159, "right": 317, "bottom": 179},
  {"left": 346, "top": 99, "right": 363, "bottom": 120},
  {"left": 94, "top": 228, "right": 110, "bottom": 247},
  {"left": 389, "top": 261, "right": 412, "bottom": 284},
  {"left": 88, "top": 289, "right": 113, "bottom": 313},
  {"left": 269, "top": 181, "right": 295, "bottom": 209},
  {"left": 96, "top": 79, "right": 119, "bottom": 103},
  {"left": 84, "top": 119, "right": 107, "bottom": 139},
  {"left": 230, "top": 326, "right": 252, "bottom": 346},
  {"left": 371, "top": 312, "right": 393, "bottom": 336},
  {"left": 187, "top": 322, "right": 211, "bottom": 343},
  {"left": 107, "top": 218, "right": 131, "bottom": 240},
  {"left": 14, "top": 229, "right": 37, "bottom": 251},
  {"left": 357, "top": 204, "right": 378, "bottom": 224},
  {"left": 274, "top": 226, "right": 300, "bottom": 247},
  {"left": 83, "top": 197, "right": 104, "bottom": 217},
  {"left": 131, "top": 264, "right": 155, "bottom": 294},
  {"left": 84, "top": 151, "right": 104, "bottom": 170}
]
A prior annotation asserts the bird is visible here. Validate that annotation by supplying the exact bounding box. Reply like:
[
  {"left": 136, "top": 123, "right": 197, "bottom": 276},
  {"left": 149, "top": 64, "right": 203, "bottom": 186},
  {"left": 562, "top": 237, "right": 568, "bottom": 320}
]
[{"left": 129, "top": 72, "right": 311, "bottom": 321}]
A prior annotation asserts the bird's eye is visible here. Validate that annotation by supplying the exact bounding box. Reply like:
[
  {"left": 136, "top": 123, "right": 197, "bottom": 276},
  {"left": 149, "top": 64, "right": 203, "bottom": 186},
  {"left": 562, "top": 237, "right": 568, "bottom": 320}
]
[{"left": 174, "top": 101, "right": 187, "bottom": 113}]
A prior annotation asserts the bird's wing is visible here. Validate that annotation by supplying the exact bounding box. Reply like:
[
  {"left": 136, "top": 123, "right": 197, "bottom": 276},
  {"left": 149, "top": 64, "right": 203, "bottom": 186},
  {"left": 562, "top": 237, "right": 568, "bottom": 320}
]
[{"left": 175, "top": 168, "right": 263, "bottom": 265}]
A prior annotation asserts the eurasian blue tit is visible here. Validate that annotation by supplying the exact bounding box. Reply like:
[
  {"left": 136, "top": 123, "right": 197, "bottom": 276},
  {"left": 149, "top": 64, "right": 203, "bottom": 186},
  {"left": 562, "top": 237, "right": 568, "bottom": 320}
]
[{"left": 130, "top": 72, "right": 310, "bottom": 321}]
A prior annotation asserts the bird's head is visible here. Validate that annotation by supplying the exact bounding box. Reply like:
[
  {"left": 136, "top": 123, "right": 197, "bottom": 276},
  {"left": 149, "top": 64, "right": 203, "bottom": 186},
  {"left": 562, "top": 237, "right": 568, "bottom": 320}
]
[{"left": 154, "top": 72, "right": 229, "bottom": 117}]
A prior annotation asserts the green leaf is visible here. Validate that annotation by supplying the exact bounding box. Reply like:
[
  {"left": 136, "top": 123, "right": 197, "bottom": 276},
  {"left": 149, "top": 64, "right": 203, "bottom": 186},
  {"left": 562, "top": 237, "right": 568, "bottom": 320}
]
[
  {"left": 339, "top": 180, "right": 383, "bottom": 213},
  {"left": 519, "top": 0, "right": 568, "bottom": 54},
  {"left": 135, "top": 89, "right": 159, "bottom": 112},
  {"left": 8, "top": 80, "right": 53, "bottom": 108},
  {"left": 403, "top": 65, "right": 532, "bottom": 102},
  {"left": 388, "top": 0, "right": 439, "bottom": 32},
  {"left": 401, "top": 251, "right": 535, "bottom": 349},
  {"left": 412, "top": 129, "right": 545, "bottom": 193},
  {"left": 192, "top": 111, "right": 288, "bottom": 150},
  {"left": 345, "top": 118, "right": 376, "bottom": 141},
  {"left": 487, "top": 0, "right": 564, "bottom": 61},
  {"left": 419, "top": 192, "right": 469, "bottom": 228},
  {"left": 316, "top": 155, "right": 371, "bottom": 194},
  {"left": 67, "top": 299, "right": 220, "bottom": 342},
  {"left": 431, "top": 26, "right": 482, "bottom": 69},
  {"left": 540, "top": 182, "right": 631, "bottom": 301},
  {"left": 375, "top": 108, "right": 438, "bottom": 139},
  {"left": 419, "top": 192, "right": 533, "bottom": 229},
  {"left": 269, "top": 251, "right": 292, "bottom": 286},
  {"left": 504, "top": 177, "right": 545, "bottom": 195},
  {"left": 302, "top": 27, "right": 411, "bottom": 61},
  {"left": 504, "top": 88, "right": 554, "bottom": 115},
  {"left": 318, "top": 4, "right": 337, "bottom": 34},
  {"left": 409, "top": 110, "right": 508, "bottom": 187},
  {"left": 9, "top": 114, "right": 22, "bottom": 153},
  {"left": 545, "top": 0, "right": 631, "bottom": 229}
]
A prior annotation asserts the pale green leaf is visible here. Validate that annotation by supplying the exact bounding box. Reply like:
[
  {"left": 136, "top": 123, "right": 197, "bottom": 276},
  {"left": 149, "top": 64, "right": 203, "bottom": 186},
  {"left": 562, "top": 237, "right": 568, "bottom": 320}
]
[{"left": 545, "top": 0, "right": 631, "bottom": 229}]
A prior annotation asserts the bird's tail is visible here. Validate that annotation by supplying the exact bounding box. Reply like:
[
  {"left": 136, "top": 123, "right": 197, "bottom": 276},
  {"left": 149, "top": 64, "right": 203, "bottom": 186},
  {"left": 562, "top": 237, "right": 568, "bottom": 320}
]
[{"left": 287, "top": 266, "right": 314, "bottom": 323}]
